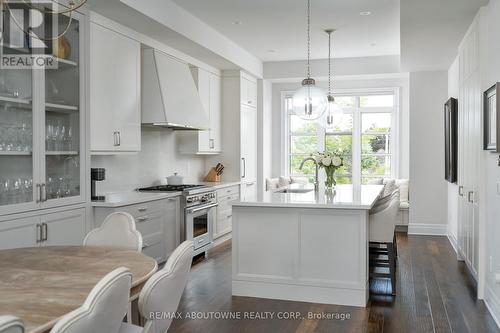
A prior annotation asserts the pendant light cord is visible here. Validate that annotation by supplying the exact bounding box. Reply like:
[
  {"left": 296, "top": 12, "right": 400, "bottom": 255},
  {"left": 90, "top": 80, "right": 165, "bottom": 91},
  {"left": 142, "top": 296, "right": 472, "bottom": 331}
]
[
  {"left": 328, "top": 31, "right": 331, "bottom": 96},
  {"left": 306, "top": 0, "right": 311, "bottom": 79}
]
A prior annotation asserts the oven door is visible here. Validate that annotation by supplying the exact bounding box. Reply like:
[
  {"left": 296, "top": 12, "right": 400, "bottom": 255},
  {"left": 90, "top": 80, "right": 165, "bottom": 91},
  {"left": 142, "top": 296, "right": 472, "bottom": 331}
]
[{"left": 185, "top": 203, "right": 217, "bottom": 251}]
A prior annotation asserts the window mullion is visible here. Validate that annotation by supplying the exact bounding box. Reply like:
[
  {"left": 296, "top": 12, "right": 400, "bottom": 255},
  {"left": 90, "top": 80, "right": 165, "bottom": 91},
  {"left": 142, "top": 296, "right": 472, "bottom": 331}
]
[{"left": 352, "top": 97, "right": 362, "bottom": 187}]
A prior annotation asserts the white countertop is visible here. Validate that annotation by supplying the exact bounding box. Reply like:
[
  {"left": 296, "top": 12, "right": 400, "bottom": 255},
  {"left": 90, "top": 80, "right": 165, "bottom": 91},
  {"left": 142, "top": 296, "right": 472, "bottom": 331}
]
[
  {"left": 91, "top": 181, "right": 241, "bottom": 208},
  {"left": 91, "top": 191, "right": 181, "bottom": 208},
  {"left": 232, "top": 184, "right": 384, "bottom": 210},
  {"left": 197, "top": 181, "right": 241, "bottom": 190}
]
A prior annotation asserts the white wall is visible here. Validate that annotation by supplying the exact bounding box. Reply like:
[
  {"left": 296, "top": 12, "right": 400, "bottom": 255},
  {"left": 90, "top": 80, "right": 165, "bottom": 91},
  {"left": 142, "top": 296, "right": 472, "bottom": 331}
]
[
  {"left": 270, "top": 76, "right": 410, "bottom": 179},
  {"left": 408, "top": 71, "right": 448, "bottom": 234},
  {"left": 91, "top": 128, "right": 206, "bottom": 194},
  {"left": 447, "top": 56, "right": 460, "bottom": 245}
]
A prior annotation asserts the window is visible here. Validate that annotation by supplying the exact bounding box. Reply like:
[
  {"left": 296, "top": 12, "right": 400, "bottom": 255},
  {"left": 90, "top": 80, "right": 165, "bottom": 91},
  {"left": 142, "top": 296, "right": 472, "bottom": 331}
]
[{"left": 284, "top": 89, "right": 398, "bottom": 186}]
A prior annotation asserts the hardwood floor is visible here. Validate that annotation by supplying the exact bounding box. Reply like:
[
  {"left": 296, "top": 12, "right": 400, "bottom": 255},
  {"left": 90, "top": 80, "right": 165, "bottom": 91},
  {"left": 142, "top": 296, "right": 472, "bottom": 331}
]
[{"left": 169, "top": 233, "right": 499, "bottom": 333}]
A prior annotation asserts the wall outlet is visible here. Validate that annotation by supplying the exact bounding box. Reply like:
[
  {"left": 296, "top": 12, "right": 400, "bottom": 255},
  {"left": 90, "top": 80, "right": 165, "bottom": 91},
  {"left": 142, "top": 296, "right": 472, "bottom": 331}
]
[{"left": 490, "top": 256, "right": 494, "bottom": 273}]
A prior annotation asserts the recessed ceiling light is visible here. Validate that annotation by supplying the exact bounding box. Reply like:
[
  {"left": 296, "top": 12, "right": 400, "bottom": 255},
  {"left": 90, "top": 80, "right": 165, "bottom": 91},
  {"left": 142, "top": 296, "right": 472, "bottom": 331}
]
[
  {"left": 360, "top": 11, "right": 372, "bottom": 16},
  {"left": 232, "top": 21, "right": 242, "bottom": 25}
]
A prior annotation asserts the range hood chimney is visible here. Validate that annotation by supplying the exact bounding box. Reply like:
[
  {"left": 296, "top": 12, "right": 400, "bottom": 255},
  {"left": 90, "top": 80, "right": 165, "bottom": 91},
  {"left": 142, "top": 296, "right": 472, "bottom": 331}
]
[{"left": 141, "top": 48, "right": 209, "bottom": 130}]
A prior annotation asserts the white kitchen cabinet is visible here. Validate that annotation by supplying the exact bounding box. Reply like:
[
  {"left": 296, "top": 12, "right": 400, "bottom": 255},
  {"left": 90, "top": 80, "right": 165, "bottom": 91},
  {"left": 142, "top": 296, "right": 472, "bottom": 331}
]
[
  {"left": 0, "top": 217, "right": 39, "bottom": 250},
  {"left": 206, "top": 71, "right": 258, "bottom": 186},
  {"left": 241, "top": 105, "right": 257, "bottom": 182},
  {"left": 178, "top": 68, "right": 222, "bottom": 154},
  {"left": 241, "top": 182, "right": 257, "bottom": 202},
  {"left": 214, "top": 185, "right": 240, "bottom": 239},
  {"left": 0, "top": 10, "right": 87, "bottom": 216},
  {"left": 0, "top": 208, "right": 86, "bottom": 249},
  {"left": 93, "top": 197, "right": 180, "bottom": 263},
  {"left": 241, "top": 76, "right": 257, "bottom": 108},
  {"left": 90, "top": 20, "right": 141, "bottom": 153},
  {"left": 456, "top": 16, "right": 481, "bottom": 279},
  {"left": 42, "top": 208, "right": 86, "bottom": 246}
]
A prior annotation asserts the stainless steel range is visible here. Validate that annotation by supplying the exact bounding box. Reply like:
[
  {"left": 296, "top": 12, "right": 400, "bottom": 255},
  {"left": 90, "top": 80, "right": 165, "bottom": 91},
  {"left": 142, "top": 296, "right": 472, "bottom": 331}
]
[{"left": 138, "top": 184, "right": 217, "bottom": 256}]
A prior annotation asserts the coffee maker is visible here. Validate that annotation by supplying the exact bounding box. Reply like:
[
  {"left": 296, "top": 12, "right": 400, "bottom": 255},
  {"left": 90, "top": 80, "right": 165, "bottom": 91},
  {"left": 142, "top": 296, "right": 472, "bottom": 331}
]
[{"left": 91, "top": 168, "right": 106, "bottom": 201}]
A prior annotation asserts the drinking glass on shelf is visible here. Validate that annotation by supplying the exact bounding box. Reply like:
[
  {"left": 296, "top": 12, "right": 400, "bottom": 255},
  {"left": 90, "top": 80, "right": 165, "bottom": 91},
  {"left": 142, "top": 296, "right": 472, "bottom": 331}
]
[
  {"left": 58, "top": 125, "right": 66, "bottom": 151},
  {"left": 0, "top": 123, "right": 6, "bottom": 151},
  {"left": 46, "top": 124, "right": 54, "bottom": 151}
]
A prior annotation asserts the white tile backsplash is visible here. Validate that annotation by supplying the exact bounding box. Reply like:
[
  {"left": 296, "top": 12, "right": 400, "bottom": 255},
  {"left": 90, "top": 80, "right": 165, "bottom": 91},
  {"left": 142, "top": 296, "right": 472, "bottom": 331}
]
[{"left": 91, "top": 127, "right": 206, "bottom": 194}]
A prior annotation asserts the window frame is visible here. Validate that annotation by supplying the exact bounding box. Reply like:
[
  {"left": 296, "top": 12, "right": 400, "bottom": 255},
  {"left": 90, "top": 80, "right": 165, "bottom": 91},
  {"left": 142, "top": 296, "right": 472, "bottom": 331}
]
[{"left": 281, "top": 87, "right": 400, "bottom": 186}]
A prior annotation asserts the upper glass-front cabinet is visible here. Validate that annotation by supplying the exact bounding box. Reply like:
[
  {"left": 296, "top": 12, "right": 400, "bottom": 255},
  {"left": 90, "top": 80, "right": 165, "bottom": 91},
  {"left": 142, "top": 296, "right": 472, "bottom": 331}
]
[{"left": 0, "top": 5, "right": 86, "bottom": 214}]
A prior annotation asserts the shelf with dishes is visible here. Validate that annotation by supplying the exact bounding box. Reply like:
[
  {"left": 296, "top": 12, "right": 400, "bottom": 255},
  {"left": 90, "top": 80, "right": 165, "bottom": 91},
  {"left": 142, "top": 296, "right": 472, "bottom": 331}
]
[
  {"left": 45, "top": 102, "right": 78, "bottom": 112},
  {"left": 0, "top": 151, "right": 32, "bottom": 156},
  {"left": 45, "top": 151, "right": 79, "bottom": 156}
]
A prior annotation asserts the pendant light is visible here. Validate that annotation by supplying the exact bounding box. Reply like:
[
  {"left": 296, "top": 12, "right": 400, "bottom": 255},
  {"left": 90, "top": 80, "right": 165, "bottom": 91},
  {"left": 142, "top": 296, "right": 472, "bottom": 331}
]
[
  {"left": 292, "top": 0, "right": 327, "bottom": 121},
  {"left": 325, "top": 29, "right": 343, "bottom": 126}
]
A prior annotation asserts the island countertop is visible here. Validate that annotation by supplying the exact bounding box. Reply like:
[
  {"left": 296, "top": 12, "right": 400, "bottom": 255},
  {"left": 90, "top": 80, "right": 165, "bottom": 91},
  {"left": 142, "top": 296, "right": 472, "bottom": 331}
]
[{"left": 232, "top": 184, "right": 384, "bottom": 210}]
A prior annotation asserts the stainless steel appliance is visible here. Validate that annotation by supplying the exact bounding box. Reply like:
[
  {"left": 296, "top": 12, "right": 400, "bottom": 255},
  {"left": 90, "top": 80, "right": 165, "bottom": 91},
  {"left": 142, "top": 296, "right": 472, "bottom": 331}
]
[
  {"left": 91, "top": 168, "right": 106, "bottom": 201},
  {"left": 138, "top": 184, "right": 217, "bottom": 256}
]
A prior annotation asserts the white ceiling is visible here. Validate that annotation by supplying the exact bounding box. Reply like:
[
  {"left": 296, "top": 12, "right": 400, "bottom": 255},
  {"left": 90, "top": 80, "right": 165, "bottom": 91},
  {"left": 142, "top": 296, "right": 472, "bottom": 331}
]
[
  {"left": 401, "top": 0, "right": 488, "bottom": 71},
  {"left": 170, "top": 0, "right": 400, "bottom": 62}
]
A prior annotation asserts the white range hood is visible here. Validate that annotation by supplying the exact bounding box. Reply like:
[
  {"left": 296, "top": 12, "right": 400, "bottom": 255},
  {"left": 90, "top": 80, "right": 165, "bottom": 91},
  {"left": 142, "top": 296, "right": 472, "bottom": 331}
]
[{"left": 141, "top": 48, "right": 209, "bottom": 130}]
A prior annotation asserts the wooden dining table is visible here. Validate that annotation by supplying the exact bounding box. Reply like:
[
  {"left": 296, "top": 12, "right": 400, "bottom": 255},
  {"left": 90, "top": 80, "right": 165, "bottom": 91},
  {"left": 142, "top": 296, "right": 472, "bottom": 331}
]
[{"left": 0, "top": 246, "right": 158, "bottom": 333}]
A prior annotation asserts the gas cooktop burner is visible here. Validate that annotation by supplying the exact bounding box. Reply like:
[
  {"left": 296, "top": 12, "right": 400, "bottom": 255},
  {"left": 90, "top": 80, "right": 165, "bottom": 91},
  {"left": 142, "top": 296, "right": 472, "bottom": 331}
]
[{"left": 138, "top": 184, "right": 205, "bottom": 192}]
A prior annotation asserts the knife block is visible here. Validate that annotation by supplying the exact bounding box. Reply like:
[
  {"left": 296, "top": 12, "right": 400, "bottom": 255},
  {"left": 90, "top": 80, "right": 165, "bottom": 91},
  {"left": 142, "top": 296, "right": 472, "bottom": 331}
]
[{"left": 203, "top": 168, "right": 221, "bottom": 182}]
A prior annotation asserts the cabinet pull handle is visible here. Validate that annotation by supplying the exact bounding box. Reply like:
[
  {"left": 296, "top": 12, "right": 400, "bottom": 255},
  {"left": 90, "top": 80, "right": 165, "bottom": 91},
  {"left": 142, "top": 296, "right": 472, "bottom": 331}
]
[
  {"left": 36, "top": 224, "right": 42, "bottom": 243},
  {"left": 227, "top": 215, "right": 232, "bottom": 219},
  {"left": 248, "top": 100, "right": 252, "bottom": 104},
  {"left": 117, "top": 131, "right": 121, "bottom": 146},
  {"left": 468, "top": 191, "right": 474, "bottom": 204},
  {"left": 36, "top": 184, "right": 42, "bottom": 203},
  {"left": 142, "top": 242, "right": 151, "bottom": 250},
  {"left": 241, "top": 158, "right": 246, "bottom": 179},
  {"left": 113, "top": 131, "right": 119, "bottom": 146},
  {"left": 137, "top": 216, "right": 149, "bottom": 222},
  {"left": 41, "top": 184, "right": 47, "bottom": 202},
  {"left": 458, "top": 186, "right": 464, "bottom": 197},
  {"left": 41, "top": 223, "right": 48, "bottom": 242},
  {"left": 138, "top": 207, "right": 147, "bottom": 212}
]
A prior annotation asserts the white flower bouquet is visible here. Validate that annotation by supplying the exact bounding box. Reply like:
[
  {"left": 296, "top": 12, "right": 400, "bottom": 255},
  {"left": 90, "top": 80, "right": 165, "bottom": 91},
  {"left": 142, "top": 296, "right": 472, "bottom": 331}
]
[{"left": 313, "top": 151, "right": 344, "bottom": 189}]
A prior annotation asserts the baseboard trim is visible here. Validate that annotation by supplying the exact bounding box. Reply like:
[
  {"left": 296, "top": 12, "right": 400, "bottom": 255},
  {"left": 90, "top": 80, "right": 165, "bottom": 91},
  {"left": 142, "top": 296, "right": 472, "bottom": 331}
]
[
  {"left": 447, "top": 233, "right": 459, "bottom": 253},
  {"left": 408, "top": 223, "right": 447, "bottom": 236},
  {"left": 485, "top": 286, "right": 500, "bottom": 330}
]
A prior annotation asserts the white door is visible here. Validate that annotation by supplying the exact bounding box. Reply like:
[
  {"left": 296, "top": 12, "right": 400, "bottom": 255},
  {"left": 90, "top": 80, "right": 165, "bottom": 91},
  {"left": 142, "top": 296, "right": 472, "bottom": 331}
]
[
  {"left": 114, "top": 33, "right": 141, "bottom": 152},
  {"left": 90, "top": 23, "right": 116, "bottom": 151},
  {"left": 241, "top": 105, "right": 257, "bottom": 182},
  {"left": 209, "top": 74, "right": 222, "bottom": 152},
  {"left": 0, "top": 217, "right": 39, "bottom": 249},
  {"left": 41, "top": 208, "right": 86, "bottom": 246},
  {"left": 196, "top": 69, "right": 211, "bottom": 152}
]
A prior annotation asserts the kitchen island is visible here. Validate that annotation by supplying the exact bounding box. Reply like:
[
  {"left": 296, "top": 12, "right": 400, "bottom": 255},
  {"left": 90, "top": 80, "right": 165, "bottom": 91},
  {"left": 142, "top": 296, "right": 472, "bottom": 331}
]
[{"left": 231, "top": 184, "right": 384, "bottom": 307}]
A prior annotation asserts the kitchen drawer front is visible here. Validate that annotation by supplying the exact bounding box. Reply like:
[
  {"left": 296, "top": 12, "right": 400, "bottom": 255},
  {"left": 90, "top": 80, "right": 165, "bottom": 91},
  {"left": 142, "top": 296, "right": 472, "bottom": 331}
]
[
  {"left": 135, "top": 213, "right": 164, "bottom": 239},
  {"left": 215, "top": 213, "right": 232, "bottom": 237},
  {"left": 217, "top": 193, "right": 239, "bottom": 212},
  {"left": 217, "top": 185, "right": 240, "bottom": 198},
  {"left": 120, "top": 197, "right": 178, "bottom": 218}
]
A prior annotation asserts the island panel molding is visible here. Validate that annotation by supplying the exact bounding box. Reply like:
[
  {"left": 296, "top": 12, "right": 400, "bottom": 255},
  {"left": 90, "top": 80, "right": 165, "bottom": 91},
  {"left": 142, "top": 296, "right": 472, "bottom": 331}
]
[{"left": 232, "top": 206, "right": 370, "bottom": 307}]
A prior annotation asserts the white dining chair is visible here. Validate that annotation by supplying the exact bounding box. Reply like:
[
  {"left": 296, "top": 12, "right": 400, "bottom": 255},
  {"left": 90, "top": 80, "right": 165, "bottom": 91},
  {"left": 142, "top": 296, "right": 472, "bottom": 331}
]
[
  {"left": 50, "top": 267, "right": 132, "bottom": 333},
  {"left": 369, "top": 189, "right": 400, "bottom": 295},
  {"left": 0, "top": 316, "right": 24, "bottom": 333},
  {"left": 84, "top": 212, "right": 143, "bottom": 252},
  {"left": 119, "top": 241, "right": 194, "bottom": 333}
]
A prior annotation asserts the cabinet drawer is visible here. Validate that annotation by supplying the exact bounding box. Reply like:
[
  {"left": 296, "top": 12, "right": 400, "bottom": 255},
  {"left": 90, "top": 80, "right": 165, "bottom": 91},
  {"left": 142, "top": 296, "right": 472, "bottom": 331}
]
[
  {"left": 216, "top": 214, "right": 232, "bottom": 237},
  {"left": 120, "top": 197, "right": 177, "bottom": 218},
  {"left": 217, "top": 185, "right": 240, "bottom": 198},
  {"left": 135, "top": 213, "right": 163, "bottom": 239},
  {"left": 217, "top": 208, "right": 233, "bottom": 221},
  {"left": 218, "top": 193, "right": 239, "bottom": 211}
]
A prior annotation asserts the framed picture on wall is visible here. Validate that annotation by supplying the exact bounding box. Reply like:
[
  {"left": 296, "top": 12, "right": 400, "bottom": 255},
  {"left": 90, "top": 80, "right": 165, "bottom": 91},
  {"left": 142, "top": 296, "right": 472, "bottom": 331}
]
[
  {"left": 484, "top": 83, "right": 499, "bottom": 151},
  {"left": 444, "top": 97, "right": 458, "bottom": 183}
]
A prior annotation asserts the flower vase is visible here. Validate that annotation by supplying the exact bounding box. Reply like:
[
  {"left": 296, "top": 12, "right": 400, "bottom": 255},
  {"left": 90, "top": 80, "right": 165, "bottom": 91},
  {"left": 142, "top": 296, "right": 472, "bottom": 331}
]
[{"left": 324, "top": 167, "right": 337, "bottom": 190}]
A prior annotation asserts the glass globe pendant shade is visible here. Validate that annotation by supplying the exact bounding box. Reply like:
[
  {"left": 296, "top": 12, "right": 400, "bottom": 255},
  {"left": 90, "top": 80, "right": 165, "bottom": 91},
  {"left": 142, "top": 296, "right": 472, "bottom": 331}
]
[{"left": 292, "top": 79, "right": 328, "bottom": 120}]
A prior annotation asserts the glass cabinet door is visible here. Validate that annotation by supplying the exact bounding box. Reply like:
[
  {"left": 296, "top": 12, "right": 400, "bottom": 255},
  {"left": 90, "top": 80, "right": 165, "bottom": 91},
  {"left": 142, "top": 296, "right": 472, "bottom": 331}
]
[
  {"left": 0, "top": 63, "right": 35, "bottom": 208},
  {"left": 43, "top": 11, "right": 83, "bottom": 203}
]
